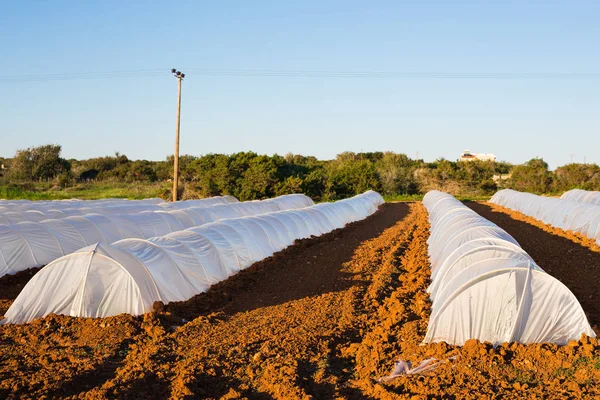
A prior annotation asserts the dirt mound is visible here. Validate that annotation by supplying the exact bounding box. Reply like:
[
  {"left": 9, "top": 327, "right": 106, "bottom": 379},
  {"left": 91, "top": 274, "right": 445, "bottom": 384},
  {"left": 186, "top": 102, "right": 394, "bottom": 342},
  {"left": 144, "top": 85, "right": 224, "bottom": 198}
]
[{"left": 1, "top": 202, "right": 599, "bottom": 399}]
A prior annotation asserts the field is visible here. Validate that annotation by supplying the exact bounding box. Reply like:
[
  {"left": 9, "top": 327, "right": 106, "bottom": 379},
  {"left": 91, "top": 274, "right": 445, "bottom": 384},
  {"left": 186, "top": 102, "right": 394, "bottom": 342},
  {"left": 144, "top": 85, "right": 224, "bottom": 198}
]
[
  {"left": 0, "top": 182, "right": 170, "bottom": 201},
  {"left": 1, "top": 201, "right": 599, "bottom": 399},
  {"left": 0, "top": 182, "right": 491, "bottom": 203}
]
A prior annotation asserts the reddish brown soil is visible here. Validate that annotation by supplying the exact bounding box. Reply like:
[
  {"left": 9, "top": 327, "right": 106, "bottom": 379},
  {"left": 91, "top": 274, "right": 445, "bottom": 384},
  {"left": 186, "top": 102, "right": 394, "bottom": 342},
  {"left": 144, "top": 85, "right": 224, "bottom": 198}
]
[
  {"left": 0, "top": 202, "right": 599, "bottom": 399},
  {"left": 467, "top": 202, "right": 600, "bottom": 329},
  {"left": 163, "top": 202, "right": 410, "bottom": 322},
  {"left": 0, "top": 267, "right": 41, "bottom": 316}
]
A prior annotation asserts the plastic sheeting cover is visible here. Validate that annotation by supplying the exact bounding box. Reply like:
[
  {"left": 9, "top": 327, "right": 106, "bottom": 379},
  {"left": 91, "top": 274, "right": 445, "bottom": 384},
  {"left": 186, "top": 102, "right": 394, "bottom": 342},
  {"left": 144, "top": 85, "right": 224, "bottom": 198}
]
[
  {"left": 2, "top": 191, "right": 384, "bottom": 324},
  {"left": 491, "top": 189, "right": 600, "bottom": 245},
  {"left": 561, "top": 189, "right": 600, "bottom": 206},
  {"left": 0, "top": 196, "right": 237, "bottom": 224},
  {"left": 423, "top": 190, "right": 594, "bottom": 346},
  {"left": 0, "top": 194, "right": 314, "bottom": 278}
]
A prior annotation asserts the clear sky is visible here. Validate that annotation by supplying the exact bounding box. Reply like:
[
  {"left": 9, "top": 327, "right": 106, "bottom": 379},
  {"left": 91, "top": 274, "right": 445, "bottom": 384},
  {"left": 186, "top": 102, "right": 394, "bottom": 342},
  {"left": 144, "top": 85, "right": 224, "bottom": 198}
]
[{"left": 1, "top": 1, "right": 599, "bottom": 169}]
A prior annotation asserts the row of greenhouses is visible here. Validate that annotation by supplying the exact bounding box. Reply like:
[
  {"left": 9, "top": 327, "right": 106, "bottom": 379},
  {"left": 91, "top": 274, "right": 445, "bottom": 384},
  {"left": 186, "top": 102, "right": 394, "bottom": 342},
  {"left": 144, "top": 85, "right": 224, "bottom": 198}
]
[
  {"left": 491, "top": 189, "right": 600, "bottom": 244},
  {"left": 423, "top": 190, "right": 594, "bottom": 346},
  {"left": 0, "top": 197, "right": 166, "bottom": 207},
  {"left": 2, "top": 191, "right": 384, "bottom": 324},
  {"left": 0, "top": 197, "right": 172, "bottom": 217},
  {"left": 561, "top": 189, "right": 600, "bottom": 206},
  {"left": 0, "top": 196, "right": 240, "bottom": 223},
  {"left": 0, "top": 194, "right": 315, "bottom": 278}
]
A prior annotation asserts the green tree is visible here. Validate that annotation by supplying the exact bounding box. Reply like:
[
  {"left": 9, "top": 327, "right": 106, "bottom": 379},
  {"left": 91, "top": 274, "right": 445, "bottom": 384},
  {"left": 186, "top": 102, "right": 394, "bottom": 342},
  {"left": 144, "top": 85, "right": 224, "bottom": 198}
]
[
  {"left": 126, "top": 160, "right": 158, "bottom": 182},
  {"left": 508, "top": 158, "right": 553, "bottom": 193},
  {"left": 239, "top": 156, "right": 278, "bottom": 200},
  {"left": 553, "top": 163, "right": 600, "bottom": 192},
  {"left": 375, "top": 152, "right": 419, "bottom": 195},
  {"left": 275, "top": 176, "right": 303, "bottom": 196},
  {"left": 325, "top": 154, "right": 381, "bottom": 200},
  {"left": 301, "top": 168, "right": 327, "bottom": 200},
  {"left": 9, "top": 144, "right": 71, "bottom": 181}
]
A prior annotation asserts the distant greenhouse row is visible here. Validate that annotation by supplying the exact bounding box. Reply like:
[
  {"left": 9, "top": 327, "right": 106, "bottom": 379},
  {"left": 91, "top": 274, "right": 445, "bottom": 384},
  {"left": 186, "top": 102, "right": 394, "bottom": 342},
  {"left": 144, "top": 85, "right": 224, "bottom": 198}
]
[
  {"left": 0, "top": 194, "right": 314, "bottom": 277},
  {"left": 0, "top": 196, "right": 236, "bottom": 223},
  {"left": 561, "top": 189, "right": 600, "bottom": 206},
  {"left": 2, "top": 191, "right": 384, "bottom": 324},
  {"left": 491, "top": 189, "right": 600, "bottom": 245}
]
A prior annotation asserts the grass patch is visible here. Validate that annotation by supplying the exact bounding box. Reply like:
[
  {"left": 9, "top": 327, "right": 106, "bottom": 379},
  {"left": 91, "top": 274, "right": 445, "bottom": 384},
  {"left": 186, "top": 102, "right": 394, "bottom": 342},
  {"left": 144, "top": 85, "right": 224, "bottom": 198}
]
[
  {"left": 2, "top": 181, "right": 493, "bottom": 203},
  {"left": 383, "top": 193, "right": 424, "bottom": 202},
  {"left": 0, "top": 182, "right": 170, "bottom": 201}
]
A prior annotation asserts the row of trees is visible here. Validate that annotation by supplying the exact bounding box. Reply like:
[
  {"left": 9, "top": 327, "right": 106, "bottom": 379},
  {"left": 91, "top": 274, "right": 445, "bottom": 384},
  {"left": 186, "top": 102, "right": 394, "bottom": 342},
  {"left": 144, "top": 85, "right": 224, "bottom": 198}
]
[{"left": 2, "top": 145, "right": 600, "bottom": 200}]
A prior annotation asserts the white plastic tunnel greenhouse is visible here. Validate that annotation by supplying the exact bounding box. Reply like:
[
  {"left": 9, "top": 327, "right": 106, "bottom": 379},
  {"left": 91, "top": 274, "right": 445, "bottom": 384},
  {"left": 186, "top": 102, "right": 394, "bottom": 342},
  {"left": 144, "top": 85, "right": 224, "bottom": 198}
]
[
  {"left": 561, "top": 189, "right": 600, "bottom": 206},
  {"left": 0, "top": 194, "right": 314, "bottom": 278},
  {"left": 423, "top": 190, "right": 594, "bottom": 346},
  {"left": 1, "top": 190, "right": 384, "bottom": 324},
  {"left": 0, "top": 197, "right": 166, "bottom": 209},
  {"left": 0, "top": 195, "right": 238, "bottom": 224},
  {"left": 157, "top": 195, "right": 238, "bottom": 210},
  {"left": 490, "top": 189, "right": 600, "bottom": 245},
  {"left": 0, "top": 197, "right": 167, "bottom": 216}
]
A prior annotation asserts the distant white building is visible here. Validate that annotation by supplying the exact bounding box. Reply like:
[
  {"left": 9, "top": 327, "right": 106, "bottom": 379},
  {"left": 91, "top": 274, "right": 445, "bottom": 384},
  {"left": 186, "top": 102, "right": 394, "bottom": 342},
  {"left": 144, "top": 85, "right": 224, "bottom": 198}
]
[{"left": 459, "top": 149, "right": 496, "bottom": 162}]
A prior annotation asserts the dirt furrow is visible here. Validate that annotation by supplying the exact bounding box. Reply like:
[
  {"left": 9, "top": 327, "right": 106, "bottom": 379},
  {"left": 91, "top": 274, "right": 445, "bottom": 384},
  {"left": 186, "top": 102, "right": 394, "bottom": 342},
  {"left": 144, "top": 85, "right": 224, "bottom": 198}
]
[{"left": 158, "top": 203, "right": 420, "bottom": 399}]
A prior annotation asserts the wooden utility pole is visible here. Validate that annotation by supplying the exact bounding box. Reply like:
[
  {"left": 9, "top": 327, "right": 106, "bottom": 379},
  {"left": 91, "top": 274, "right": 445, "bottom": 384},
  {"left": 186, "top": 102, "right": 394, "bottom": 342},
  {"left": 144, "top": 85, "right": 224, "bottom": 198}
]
[{"left": 171, "top": 68, "right": 185, "bottom": 201}]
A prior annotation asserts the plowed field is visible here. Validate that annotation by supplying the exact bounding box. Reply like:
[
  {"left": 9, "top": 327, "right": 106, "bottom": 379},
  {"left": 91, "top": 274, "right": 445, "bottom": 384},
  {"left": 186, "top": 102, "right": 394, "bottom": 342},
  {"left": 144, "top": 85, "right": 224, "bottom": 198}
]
[{"left": 0, "top": 202, "right": 599, "bottom": 399}]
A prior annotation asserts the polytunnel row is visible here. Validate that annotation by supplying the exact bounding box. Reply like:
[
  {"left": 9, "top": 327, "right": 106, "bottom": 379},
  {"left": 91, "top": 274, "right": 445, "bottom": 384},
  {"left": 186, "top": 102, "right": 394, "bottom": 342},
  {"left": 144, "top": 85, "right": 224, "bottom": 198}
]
[
  {"left": 0, "top": 197, "right": 168, "bottom": 218},
  {"left": 1, "top": 190, "right": 384, "bottom": 324},
  {"left": 422, "top": 190, "right": 594, "bottom": 346},
  {"left": 561, "top": 189, "right": 600, "bottom": 206},
  {"left": 491, "top": 189, "right": 600, "bottom": 245},
  {"left": 0, "top": 195, "right": 238, "bottom": 224},
  {"left": 0, "top": 194, "right": 314, "bottom": 277},
  {"left": 0, "top": 197, "right": 165, "bottom": 207}
]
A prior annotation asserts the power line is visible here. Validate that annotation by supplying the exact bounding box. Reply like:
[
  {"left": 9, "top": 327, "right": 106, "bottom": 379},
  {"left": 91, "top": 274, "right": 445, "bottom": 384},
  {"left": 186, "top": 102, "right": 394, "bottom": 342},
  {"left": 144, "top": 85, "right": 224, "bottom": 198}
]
[
  {"left": 185, "top": 69, "right": 600, "bottom": 80},
  {"left": 0, "top": 69, "right": 166, "bottom": 83},
  {"left": 2, "top": 68, "right": 600, "bottom": 83}
]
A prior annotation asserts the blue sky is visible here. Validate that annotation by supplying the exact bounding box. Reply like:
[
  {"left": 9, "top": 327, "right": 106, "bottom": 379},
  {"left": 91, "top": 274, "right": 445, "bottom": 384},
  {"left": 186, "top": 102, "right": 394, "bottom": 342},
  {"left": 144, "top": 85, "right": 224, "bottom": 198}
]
[{"left": 1, "top": 1, "right": 599, "bottom": 169}]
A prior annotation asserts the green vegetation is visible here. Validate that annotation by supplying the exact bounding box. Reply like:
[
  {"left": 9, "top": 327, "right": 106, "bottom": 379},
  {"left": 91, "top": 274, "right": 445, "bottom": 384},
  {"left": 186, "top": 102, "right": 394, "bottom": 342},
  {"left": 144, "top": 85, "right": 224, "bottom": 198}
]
[
  {"left": 0, "top": 182, "right": 169, "bottom": 200},
  {"left": 1, "top": 144, "right": 599, "bottom": 201}
]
